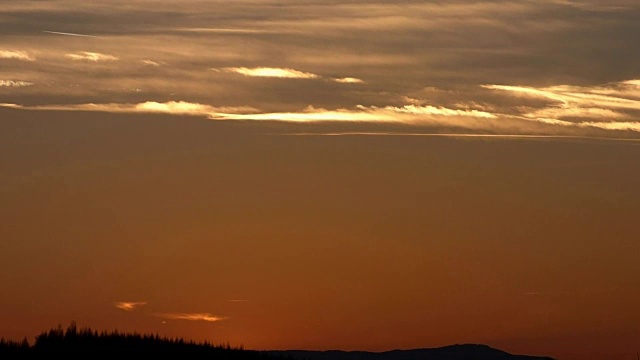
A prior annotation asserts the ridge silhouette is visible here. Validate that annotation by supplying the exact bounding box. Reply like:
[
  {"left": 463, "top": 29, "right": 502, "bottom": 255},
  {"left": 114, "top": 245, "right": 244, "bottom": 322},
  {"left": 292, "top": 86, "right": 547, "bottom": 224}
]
[{"left": 1, "top": 322, "right": 555, "bottom": 359}]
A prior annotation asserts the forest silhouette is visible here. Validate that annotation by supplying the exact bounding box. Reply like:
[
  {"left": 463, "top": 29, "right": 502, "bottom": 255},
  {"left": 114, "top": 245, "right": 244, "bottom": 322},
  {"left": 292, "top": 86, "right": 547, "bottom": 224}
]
[
  {"left": 0, "top": 322, "right": 270, "bottom": 359},
  {"left": 0, "top": 322, "right": 556, "bottom": 359}
]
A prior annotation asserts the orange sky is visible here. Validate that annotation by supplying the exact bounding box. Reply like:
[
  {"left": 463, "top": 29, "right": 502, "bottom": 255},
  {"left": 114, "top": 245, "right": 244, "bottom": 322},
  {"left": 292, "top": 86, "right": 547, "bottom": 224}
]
[{"left": 1, "top": 2, "right": 640, "bottom": 360}]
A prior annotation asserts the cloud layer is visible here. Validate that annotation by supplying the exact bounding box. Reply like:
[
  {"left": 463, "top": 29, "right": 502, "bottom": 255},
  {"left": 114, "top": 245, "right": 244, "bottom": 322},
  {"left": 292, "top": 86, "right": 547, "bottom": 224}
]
[{"left": 0, "top": 1, "right": 638, "bottom": 138}]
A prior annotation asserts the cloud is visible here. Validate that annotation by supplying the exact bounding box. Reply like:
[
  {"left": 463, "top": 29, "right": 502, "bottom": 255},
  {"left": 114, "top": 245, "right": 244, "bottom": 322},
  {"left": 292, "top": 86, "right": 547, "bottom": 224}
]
[
  {"left": 141, "top": 60, "right": 163, "bottom": 66},
  {"left": 579, "top": 121, "right": 640, "bottom": 132},
  {"left": 65, "top": 52, "right": 118, "bottom": 62},
  {"left": 0, "top": 80, "right": 33, "bottom": 87},
  {"left": 131, "top": 101, "right": 257, "bottom": 115},
  {"left": 0, "top": 101, "right": 497, "bottom": 124},
  {"left": 158, "top": 313, "right": 227, "bottom": 322},
  {"left": 4, "top": 97, "right": 640, "bottom": 135},
  {"left": 223, "top": 67, "right": 319, "bottom": 79},
  {"left": 0, "top": 50, "right": 35, "bottom": 61},
  {"left": 43, "top": 30, "right": 97, "bottom": 38},
  {"left": 115, "top": 301, "right": 147, "bottom": 311},
  {"left": 0, "top": 101, "right": 257, "bottom": 117},
  {"left": 221, "top": 67, "right": 364, "bottom": 84},
  {"left": 332, "top": 77, "right": 365, "bottom": 84},
  {"left": 0, "top": 103, "right": 23, "bottom": 109},
  {"left": 484, "top": 79, "right": 640, "bottom": 130},
  {"left": 175, "top": 27, "right": 272, "bottom": 34},
  {"left": 374, "top": 104, "right": 497, "bottom": 119},
  {"left": 279, "top": 132, "right": 640, "bottom": 143}
]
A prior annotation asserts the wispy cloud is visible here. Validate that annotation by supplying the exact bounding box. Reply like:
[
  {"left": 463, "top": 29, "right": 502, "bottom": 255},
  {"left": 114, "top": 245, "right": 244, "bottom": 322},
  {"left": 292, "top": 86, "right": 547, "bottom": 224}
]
[
  {"left": 0, "top": 101, "right": 495, "bottom": 123},
  {"left": 158, "top": 313, "right": 227, "bottom": 322},
  {"left": 115, "top": 301, "right": 147, "bottom": 311},
  {"left": 208, "top": 104, "right": 497, "bottom": 123},
  {"left": 278, "top": 132, "right": 640, "bottom": 143},
  {"left": 220, "top": 67, "right": 364, "bottom": 84},
  {"left": 0, "top": 50, "right": 35, "bottom": 61},
  {"left": 223, "top": 67, "right": 319, "bottom": 79},
  {"left": 332, "top": 77, "right": 365, "bottom": 84},
  {"left": 141, "top": 60, "right": 163, "bottom": 66},
  {"left": 175, "top": 27, "right": 272, "bottom": 34},
  {"left": 5, "top": 97, "right": 640, "bottom": 135},
  {"left": 65, "top": 52, "right": 118, "bottom": 62},
  {"left": 0, "top": 80, "right": 33, "bottom": 87},
  {"left": 484, "top": 79, "right": 640, "bottom": 130},
  {"left": 0, "top": 101, "right": 256, "bottom": 116},
  {"left": 43, "top": 30, "right": 97, "bottom": 38}
]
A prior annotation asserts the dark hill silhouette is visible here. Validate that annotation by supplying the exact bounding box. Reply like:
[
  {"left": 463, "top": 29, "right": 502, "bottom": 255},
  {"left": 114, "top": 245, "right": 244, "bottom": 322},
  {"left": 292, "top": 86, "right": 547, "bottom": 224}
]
[
  {"left": 269, "top": 345, "right": 555, "bottom": 360},
  {"left": 1, "top": 323, "right": 554, "bottom": 359}
]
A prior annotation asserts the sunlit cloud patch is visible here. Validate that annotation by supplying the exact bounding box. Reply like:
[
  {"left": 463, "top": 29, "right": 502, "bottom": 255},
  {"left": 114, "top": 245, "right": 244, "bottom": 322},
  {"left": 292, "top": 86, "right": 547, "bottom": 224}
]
[
  {"left": 484, "top": 79, "right": 640, "bottom": 130},
  {"left": 0, "top": 80, "right": 33, "bottom": 87},
  {"left": 141, "top": 59, "right": 163, "bottom": 66},
  {"left": 65, "top": 52, "right": 118, "bottom": 62},
  {"left": 223, "top": 67, "right": 320, "bottom": 79},
  {"left": 115, "top": 301, "right": 147, "bottom": 311},
  {"left": 332, "top": 77, "right": 365, "bottom": 84},
  {"left": 0, "top": 50, "right": 35, "bottom": 61}
]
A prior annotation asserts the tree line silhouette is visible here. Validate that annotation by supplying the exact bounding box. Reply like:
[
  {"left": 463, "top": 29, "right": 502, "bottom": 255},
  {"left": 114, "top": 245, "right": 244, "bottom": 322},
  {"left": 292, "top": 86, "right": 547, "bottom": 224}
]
[{"left": 0, "top": 322, "right": 277, "bottom": 359}]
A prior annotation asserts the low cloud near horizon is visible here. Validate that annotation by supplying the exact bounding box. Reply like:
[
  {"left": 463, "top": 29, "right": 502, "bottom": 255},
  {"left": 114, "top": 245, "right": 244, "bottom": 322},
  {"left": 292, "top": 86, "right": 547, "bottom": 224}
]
[
  {"left": 115, "top": 302, "right": 147, "bottom": 311},
  {"left": 157, "top": 313, "right": 227, "bottom": 323}
]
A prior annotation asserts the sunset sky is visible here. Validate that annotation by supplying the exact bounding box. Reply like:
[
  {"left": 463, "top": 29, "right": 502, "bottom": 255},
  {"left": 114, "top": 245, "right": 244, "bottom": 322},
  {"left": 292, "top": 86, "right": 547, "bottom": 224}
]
[{"left": 1, "top": 1, "right": 639, "bottom": 359}]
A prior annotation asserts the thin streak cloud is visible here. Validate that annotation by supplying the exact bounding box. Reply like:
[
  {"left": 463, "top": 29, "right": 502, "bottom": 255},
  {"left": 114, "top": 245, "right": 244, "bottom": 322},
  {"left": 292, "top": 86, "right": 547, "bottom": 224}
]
[
  {"left": 176, "top": 27, "right": 272, "bottom": 34},
  {"left": 43, "top": 30, "right": 98, "bottom": 38},
  {"left": 141, "top": 60, "right": 163, "bottom": 66},
  {"left": 158, "top": 313, "right": 227, "bottom": 322},
  {"left": 278, "top": 132, "right": 640, "bottom": 142}
]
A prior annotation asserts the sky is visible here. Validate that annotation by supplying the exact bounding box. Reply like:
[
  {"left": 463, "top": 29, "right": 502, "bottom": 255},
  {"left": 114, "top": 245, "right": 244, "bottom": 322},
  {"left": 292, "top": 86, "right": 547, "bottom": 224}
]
[{"left": 0, "top": 1, "right": 639, "bottom": 359}]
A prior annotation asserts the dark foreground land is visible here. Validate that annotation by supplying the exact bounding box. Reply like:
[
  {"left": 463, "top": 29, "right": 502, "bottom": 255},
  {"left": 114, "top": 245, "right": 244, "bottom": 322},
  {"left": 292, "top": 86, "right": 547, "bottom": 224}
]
[
  {"left": 271, "top": 346, "right": 555, "bottom": 360},
  {"left": 0, "top": 324, "right": 554, "bottom": 359}
]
